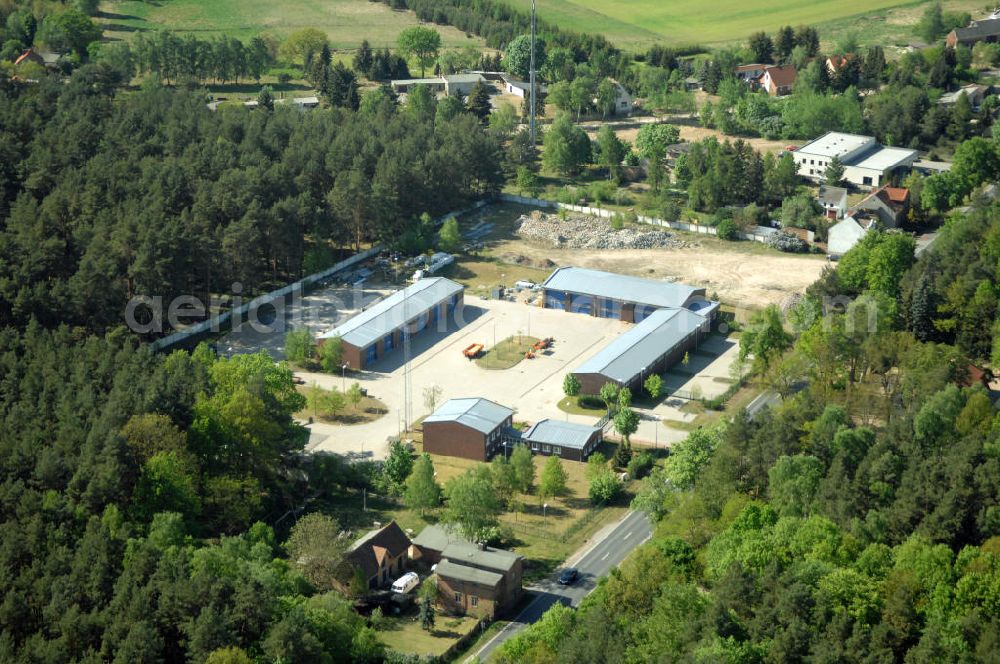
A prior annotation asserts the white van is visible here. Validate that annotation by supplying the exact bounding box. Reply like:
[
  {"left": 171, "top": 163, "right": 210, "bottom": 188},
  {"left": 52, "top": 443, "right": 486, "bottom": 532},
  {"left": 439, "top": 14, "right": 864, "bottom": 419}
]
[
  {"left": 514, "top": 280, "right": 537, "bottom": 290},
  {"left": 390, "top": 571, "right": 419, "bottom": 594}
]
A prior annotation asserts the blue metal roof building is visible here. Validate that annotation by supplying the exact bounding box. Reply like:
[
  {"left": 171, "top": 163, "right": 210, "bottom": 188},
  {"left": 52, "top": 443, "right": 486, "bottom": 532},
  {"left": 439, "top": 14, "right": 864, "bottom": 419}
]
[
  {"left": 541, "top": 267, "right": 715, "bottom": 320},
  {"left": 572, "top": 307, "right": 709, "bottom": 394},
  {"left": 319, "top": 277, "right": 464, "bottom": 370},
  {"left": 423, "top": 398, "right": 514, "bottom": 434},
  {"left": 520, "top": 418, "right": 603, "bottom": 461}
]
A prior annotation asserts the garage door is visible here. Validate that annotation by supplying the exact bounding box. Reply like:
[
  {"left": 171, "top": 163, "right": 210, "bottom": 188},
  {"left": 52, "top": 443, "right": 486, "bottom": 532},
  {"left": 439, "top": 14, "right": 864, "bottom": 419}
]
[
  {"left": 570, "top": 294, "right": 592, "bottom": 315},
  {"left": 599, "top": 298, "right": 621, "bottom": 319},
  {"left": 545, "top": 291, "right": 566, "bottom": 310},
  {"left": 634, "top": 305, "right": 657, "bottom": 323}
]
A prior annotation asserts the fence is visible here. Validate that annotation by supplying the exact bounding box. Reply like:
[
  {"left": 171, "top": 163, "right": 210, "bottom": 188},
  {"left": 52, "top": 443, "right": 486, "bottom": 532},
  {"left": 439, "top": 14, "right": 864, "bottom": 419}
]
[
  {"left": 498, "top": 193, "right": 778, "bottom": 245},
  {"left": 149, "top": 201, "right": 493, "bottom": 353}
]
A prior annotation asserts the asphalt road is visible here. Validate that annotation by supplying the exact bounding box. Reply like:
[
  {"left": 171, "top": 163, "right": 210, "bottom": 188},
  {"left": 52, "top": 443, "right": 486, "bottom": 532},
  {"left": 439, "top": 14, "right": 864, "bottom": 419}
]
[{"left": 468, "top": 510, "right": 653, "bottom": 662}]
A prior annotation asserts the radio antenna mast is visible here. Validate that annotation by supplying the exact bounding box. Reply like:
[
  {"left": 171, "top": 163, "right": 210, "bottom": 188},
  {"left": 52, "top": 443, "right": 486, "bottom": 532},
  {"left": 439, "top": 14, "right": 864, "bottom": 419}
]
[{"left": 529, "top": 0, "right": 537, "bottom": 145}]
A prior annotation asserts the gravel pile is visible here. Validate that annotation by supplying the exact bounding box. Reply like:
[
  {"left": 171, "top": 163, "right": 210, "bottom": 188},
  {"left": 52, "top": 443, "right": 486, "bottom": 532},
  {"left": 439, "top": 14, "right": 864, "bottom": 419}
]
[
  {"left": 515, "top": 210, "right": 691, "bottom": 250},
  {"left": 766, "top": 231, "right": 810, "bottom": 253}
]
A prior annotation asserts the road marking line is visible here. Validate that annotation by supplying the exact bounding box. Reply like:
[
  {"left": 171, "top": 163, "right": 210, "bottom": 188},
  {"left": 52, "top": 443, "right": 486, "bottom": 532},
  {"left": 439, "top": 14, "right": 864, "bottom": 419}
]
[
  {"left": 601, "top": 552, "right": 610, "bottom": 561},
  {"left": 623, "top": 531, "right": 633, "bottom": 540}
]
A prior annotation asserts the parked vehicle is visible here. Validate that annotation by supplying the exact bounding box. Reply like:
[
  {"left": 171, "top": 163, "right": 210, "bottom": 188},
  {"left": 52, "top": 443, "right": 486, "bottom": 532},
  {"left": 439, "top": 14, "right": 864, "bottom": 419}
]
[
  {"left": 558, "top": 568, "right": 578, "bottom": 585},
  {"left": 390, "top": 571, "right": 420, "bottom": 594},
  {"left": 514, "top": 280, "right": 537, "bottom": 290}
]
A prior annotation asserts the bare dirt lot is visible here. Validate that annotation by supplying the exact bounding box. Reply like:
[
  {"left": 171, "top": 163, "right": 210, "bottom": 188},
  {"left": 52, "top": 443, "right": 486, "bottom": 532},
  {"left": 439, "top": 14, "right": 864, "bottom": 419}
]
[{"left": 463, "top": 204, "right": 827, "bottom": 310}]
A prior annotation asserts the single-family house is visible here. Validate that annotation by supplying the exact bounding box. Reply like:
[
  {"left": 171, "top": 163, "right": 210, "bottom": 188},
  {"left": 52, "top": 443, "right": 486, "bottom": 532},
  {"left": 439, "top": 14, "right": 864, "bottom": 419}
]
[
  {"left": 759, "top": 65, "right": 797, "bottom": 96},
  {"left": 411, "top": 524, "right": 524, "bottom": 619},
  {"left": 346, "top": 521, "right": 412, "bottom": 590},
  {"left": 793, "top": 132, "right": 918, "bottom": 189},
  {"left": 828, "top": 215, "right": 877, "bottom": 256},
  {"left": 594, "top": 78, "right": 632, "bottom": 116},
  {"left": 735, "top": 63, "right": 768, "bottom": 82},
  {"left": 938, "top": 84, "right": 988, "bottom": 109},
  {"left": 817, "top": 185, "right": 849, "bottom": 219},
  {"left": 422, "top": 398, "right": 515, "bottom": 461},
  {"left": 14, "top": 48, "right": 60, "bottom": 69},
  {"left": 825, "top": 54, "right": 854, "bottom": 76},
  {"left": 520, "top": 418, "right": 602, "bottom": 462},
  {"left": 852, "top": 185, "right": 910, "bottom": 228},
  {"left": 947, "top": 12, "right": 1000, "bottom": 47}
]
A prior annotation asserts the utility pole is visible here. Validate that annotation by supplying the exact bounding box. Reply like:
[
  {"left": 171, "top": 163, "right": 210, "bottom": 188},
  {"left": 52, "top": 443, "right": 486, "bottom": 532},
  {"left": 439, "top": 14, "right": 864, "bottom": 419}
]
[{"left": 529, "top": 0, "right": 537, "bottom": 146}]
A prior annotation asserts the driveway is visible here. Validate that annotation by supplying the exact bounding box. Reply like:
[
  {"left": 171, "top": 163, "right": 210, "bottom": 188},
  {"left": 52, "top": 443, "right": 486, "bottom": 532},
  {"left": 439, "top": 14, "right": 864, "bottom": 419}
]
[{"left": 467, "top": 510, "right": 653, "bottom": 662}]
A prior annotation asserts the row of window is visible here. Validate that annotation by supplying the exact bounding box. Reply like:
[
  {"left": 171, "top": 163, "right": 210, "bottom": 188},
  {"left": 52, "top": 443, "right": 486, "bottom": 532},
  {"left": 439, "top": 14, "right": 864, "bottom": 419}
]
[{"left": 454, "top": 591, "right": 478, "bottom": 607}]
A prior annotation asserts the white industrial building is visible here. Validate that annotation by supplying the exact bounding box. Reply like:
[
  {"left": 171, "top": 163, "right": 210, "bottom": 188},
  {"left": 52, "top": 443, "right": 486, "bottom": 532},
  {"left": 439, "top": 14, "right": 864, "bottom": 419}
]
[{"left": 792, "top": 132, "right": 919, "bottom": 189}]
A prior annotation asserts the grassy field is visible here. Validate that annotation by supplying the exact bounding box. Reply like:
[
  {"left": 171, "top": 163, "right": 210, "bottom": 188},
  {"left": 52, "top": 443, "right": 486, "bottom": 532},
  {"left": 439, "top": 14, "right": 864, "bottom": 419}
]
[
  {"left": 98, "top": 0, "right": 484, "bottom": 49},
  {"left": 295, "top": 383, "right": 388, "bottom": 425},
  {"left": 501, "top": 0, "right": 989, "bottom": 48},
  {"left": 378, "top": 611, "right": 480, "bottom": 657},
  {"left": 476, "top": 335, "right": 540, "bottom": 370}
]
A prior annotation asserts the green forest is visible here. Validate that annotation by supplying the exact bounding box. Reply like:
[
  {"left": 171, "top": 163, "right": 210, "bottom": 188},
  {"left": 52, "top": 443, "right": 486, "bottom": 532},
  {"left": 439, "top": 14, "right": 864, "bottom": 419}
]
[
  {"left": 0, "top": 64, "right": 501, "bottom": 335},
  {"left": 497, "top": 206, "right": 1000, "bottom": 662}
]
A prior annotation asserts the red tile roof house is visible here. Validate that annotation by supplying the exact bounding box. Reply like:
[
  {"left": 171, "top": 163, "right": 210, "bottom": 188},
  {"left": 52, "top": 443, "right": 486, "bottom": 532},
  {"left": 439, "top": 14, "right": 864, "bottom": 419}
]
[
  {"left": 758, "top": 65, "right": 797, "bottom": 97},
  {"left": 825, "top": 54, "right": 855, "bottom": 75},
  {"left": 346, "top": 521, "right": 412, "bottom": 590},
  {"left": 852, "top": 185, "right": 911, "bottom": 228}
]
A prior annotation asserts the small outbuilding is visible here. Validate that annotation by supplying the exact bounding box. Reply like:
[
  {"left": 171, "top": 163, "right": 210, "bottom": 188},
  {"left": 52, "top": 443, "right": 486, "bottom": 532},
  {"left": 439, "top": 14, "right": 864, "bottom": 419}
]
[
  {"left": 827, "top": 216, "right": 877, "bottom": 256},
  {"left": 422, "top": 398, "right": 515, "bottom": 461},
  {"left": 817, "top": 185, "right": 849, "bottom": 220},
  {"left": 520, "top": 419, "right": 602, "bottom": 462}
]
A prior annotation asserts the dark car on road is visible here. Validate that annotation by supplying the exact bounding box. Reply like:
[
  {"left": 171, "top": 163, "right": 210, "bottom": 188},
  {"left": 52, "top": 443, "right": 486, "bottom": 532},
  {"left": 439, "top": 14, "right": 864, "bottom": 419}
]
[{"left": 558, "top": 568, "right": 578, "bottom": 585}]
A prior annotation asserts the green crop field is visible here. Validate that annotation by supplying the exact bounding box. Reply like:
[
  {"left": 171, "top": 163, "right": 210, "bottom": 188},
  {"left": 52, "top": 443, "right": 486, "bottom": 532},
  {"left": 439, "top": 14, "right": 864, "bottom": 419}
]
[
  {"left": 503, "top": 0, "right": 940, "bottom": 47},
  {"left": 98, "top": 0, "right": 484, "bottom": 49}
]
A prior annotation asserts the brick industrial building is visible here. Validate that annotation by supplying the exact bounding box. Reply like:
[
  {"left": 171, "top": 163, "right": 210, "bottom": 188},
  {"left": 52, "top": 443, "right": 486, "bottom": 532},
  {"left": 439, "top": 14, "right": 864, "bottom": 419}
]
[
  {"left": 572, "top": 307, "right": 711, "bottom": 395},
  {"left": 320, "top": 277, "right": 463, "bottom": 370},
  {"left": 519, "top": 418, "right": 603, "bottom": 462},
  {"left": 422, "top": 398, "right": 515, "bottom": 461},
  {"left": 540, "top": 267, "right": 717, "bottom": 322}
]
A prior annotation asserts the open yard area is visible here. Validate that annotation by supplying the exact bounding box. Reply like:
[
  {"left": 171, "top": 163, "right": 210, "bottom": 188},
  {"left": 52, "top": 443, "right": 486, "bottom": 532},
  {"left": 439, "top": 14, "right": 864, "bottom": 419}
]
[
  {"left": 459, "top": 203, "right": 827, "bottom": 311},
  {"left": 378, "top": 611, "right": 480, "bottom": 659},
  {"left": 98, "top": 0, "right": 484, "bottom": 48}
]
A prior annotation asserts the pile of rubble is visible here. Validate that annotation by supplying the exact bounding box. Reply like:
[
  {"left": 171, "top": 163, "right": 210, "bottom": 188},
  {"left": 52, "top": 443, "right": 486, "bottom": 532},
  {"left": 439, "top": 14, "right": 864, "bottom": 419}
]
[{"left": 515, "top": 210, "right": 691, "bottom": 250}]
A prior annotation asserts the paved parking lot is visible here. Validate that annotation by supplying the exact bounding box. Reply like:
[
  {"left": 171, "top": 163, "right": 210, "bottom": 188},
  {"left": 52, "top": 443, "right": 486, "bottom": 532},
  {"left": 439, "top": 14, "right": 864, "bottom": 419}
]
[{"left": 217, "top": 282, "right": 393, "bottom": 360}]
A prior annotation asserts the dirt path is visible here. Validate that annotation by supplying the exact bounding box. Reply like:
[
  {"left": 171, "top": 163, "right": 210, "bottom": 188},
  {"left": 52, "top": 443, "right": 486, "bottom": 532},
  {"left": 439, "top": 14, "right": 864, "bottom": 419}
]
[{"left": 491, "top": 238, "right": 826, "bottom": 312}]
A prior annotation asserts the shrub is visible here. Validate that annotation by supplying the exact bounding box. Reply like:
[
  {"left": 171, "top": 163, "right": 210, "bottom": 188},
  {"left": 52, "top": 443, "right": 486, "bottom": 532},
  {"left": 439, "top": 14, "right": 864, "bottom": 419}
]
[
  {"left": 716, "top": 218, "right": 739, "bottom": 241},
  {"left": 627, "top": 451, "right": 655, "bottom": 479},
  {"left": 577, "top": 395, "right": 605, "bottom": 410}
]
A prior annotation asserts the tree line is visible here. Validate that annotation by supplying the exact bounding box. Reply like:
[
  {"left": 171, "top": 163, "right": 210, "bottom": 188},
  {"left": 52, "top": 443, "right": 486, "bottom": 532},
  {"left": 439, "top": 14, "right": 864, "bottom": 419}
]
[
  {"left": 0, "top": 63, "right": 502, "bottom": 335},
  {"left": 497, "top": 199, "right": 1000, "bottom": 664}
]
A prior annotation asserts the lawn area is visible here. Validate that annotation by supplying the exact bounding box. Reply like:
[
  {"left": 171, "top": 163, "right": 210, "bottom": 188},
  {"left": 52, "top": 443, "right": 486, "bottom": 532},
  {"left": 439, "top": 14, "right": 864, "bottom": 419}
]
[
  {"left": 390, "top": 436, "right": 639, "bottom": 580},
  {"left": 556, "top": 395, "right": 607, "bottom": 417},
  {"left": 98, "top": 0, "right": 484, "bottom": 48},
  {"left": 378, "top": 611, "right": 480, "bottom": 658},
  {"left": 448, "top": 255, "right": 551, "bottom": 297},
  {"left": 476, "top": 335, "right": 541, "bottom": 370},
  {"left": 500, "top": 0, "right": 926, "bottom": 47},
  {"left": 295, "top": 383, "right": 388, "bottom": 425}
]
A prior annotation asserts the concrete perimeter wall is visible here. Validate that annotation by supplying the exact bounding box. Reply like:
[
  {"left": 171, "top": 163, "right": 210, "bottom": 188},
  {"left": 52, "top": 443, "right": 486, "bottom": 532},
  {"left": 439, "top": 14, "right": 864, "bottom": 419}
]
[{"left": 497, "top": 193, "right": 776, "bottom": 243}]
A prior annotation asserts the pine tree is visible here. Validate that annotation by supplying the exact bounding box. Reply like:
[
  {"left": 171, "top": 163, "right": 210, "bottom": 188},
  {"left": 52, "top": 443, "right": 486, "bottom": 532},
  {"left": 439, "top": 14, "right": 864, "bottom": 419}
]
[
  {"left": 404, "top": 453, "right": 442, "bottom": 515},
  {"left": 419, "top": 597, "right": 435, "bottom": 632},
  {"left": 466, "top": 81, "right": 492, "bottom": 123},
  {"left": 353, "top": 40, "right": 373, "bottom": 78},
  {"left": 257, "top": 86, "right": 275, "bottom": 112},
  {"left": 909, "top": 272, "right": 934, "bottom": 342},
  {"left": 824, "top": 156, "right": 845, "bottom": 185}
]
